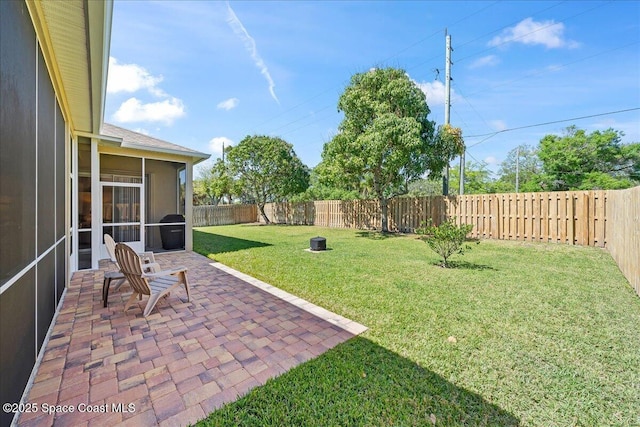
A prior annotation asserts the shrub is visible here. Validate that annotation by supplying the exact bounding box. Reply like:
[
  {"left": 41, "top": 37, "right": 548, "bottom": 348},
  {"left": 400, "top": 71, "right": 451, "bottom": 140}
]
[{"left": 416, "top": 219, "right": 474, "bottom": 267}]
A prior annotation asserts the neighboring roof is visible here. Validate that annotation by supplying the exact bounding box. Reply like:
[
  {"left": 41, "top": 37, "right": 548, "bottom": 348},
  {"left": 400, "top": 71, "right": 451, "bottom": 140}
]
[
  {"left": 27, "top": 0, "right": 112, "bottom": 134},
  {"left": 101, "top": 123, "right": 210, "bottom": 164}
]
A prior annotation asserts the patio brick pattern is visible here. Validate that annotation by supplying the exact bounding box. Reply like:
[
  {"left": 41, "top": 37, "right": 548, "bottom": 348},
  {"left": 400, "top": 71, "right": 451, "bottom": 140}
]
[{"left": 16, "top": 251, "right": 366, "bottom": 427}]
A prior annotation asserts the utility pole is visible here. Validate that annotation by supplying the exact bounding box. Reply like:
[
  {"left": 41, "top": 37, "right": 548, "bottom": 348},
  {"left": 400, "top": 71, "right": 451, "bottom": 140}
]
[
  {"left": 515, "top": 146, "right": 520, "bottom": 193},
  {"left": 459, "top": 145, "right": 465, "bottom": 195},
  {"left": 443, "top": 30, "right": 452, "bottom": 195}
]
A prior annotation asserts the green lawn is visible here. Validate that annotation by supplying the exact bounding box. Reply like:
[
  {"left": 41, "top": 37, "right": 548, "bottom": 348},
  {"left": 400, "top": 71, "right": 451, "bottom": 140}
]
[{"left": 194, "top": 224, "right": 640, "bottom": 426}]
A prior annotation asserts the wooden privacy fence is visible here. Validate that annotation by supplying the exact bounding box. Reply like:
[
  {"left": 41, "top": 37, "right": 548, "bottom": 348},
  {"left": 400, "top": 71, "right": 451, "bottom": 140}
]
[
  {"left": 261, "top": 192, "right": 609, "bottom": 246},
  {"left": 193, "top": 204, "right": 257, "bottom": 227},
  {"left": 261, "top": 199, "right": 445, "bottom": 230},
  {"left": 449, "top": 191, "right": 608, "bottom": 246},
  {"left": 605, "top": 186, "right": 640, "bottom": 296}
]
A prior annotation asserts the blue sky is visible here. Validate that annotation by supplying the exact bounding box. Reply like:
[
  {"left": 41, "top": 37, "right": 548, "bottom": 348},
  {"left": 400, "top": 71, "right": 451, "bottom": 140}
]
[{"left": 105, "top": 1, "right": 640, "bottom": 177}]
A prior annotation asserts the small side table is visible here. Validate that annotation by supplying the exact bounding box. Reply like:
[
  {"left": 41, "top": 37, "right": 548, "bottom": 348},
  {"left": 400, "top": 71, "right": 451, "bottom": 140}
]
[{"left": 103, "top": 271, "right": 126, "bottom": 307}]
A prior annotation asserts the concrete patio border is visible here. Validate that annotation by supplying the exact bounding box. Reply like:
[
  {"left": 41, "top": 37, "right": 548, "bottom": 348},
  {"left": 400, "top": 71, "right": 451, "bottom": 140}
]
[{"left": 210, "top": 262, "right": 368, "bottom": 336}]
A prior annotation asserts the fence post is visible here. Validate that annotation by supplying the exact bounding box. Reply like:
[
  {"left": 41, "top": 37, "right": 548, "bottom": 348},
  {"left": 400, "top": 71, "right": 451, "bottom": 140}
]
[
  {"left": 582, "top": 192, "right": 590, "bottom": 246},
  {"left": 567, "top": 193, "right": 575, "bottom": 245},
  {"left": 494, "top": 194, "right": 500, "bottom": 240}
]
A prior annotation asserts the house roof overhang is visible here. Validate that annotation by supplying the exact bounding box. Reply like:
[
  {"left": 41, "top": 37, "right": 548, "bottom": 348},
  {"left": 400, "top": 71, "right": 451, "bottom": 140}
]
[
  {"left": 78, "top": 123, "right": 211, "bottom": 165},
  {"left": 26, "top": 0, "right": 113, "bottom": 135}
]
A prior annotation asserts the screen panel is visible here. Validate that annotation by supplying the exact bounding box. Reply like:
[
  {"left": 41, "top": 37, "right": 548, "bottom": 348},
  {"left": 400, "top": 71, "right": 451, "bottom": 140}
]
[
  {"left": 56, "top": 240, "right": 65, "bottom": 303},
  {"left": 0, "top": 0, "right": 37, "bottom": 286},
  {"left": 37, "top": 48, "right": 56, "bottom": 256},
  {"left": 36, "top": 251, "right": 56, "bottom": 354},
  {"left": 0, "top": 268, "right": 36, "bottom": 427},
  {"left": 56, "top": 101, "right": 66, "bottom": 240}
]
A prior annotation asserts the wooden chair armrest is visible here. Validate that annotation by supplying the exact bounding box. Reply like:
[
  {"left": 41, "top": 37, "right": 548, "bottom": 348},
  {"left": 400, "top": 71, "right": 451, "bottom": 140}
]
[
  {"left": 139, "top": 251, "right": 156, "bottom": 264},
  {"left": 142, "top": 262, "right": 161, "bottom": 274},
  {"left": 143, "top": 267, "right": 187, "bottom": 278}
]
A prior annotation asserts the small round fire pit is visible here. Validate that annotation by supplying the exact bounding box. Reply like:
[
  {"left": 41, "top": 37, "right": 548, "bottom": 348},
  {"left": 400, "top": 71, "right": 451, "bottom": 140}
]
[{"left": 310, "top": 236, "right": 326, "bottom": 251}]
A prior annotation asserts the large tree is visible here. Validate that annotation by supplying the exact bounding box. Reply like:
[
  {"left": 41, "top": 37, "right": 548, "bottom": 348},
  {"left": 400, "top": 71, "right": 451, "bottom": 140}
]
[
  {"left": 538, "top": 126, "right": 639, "bottom": 190},
  {"left": 226, "top": 135, "right": 310, "bottom": 223},
  {"left": 318, "top": 67, "right": 457, "bottom": 232}
]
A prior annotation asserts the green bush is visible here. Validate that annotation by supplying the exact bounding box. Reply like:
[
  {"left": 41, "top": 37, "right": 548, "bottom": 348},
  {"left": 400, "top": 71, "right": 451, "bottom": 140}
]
[{"left": 416, "top": 219, "right": 474, "bottom": 267}]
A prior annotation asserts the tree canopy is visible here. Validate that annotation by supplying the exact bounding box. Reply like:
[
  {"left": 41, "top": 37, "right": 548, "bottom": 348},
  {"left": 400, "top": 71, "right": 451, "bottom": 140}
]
[
  {"left": 493, "top": 144, "right": 543, "bottom": 193},
  {"left": 317, "top": 67, "right": 457, "bottom": 231},
  {"left": 537, "top": 126, "right": 639, "bottom": 190},
  {"left": 195, "top": 156, "right": 241, "bottom": 205},
  {"left": 226, "top": 135, "right": 310, "bottom": 223},
  {"left": 449, "top": 160, "right": 494, "bottom": 195},
  {"left": 415, "top": 127, "right": 638, "bottom": 195}
]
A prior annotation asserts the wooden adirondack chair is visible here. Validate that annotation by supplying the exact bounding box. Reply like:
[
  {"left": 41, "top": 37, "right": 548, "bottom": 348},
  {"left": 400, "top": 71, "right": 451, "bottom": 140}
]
[
  {"left": 102, "top": 234, "right": 160, "bottom": 307},
  {"left": 114, "top": 243, "right": 190, "bottom": 317}
]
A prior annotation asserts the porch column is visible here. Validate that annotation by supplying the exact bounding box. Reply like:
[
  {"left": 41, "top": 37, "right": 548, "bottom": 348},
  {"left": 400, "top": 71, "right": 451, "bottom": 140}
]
[
  {"left": 70, "top": 134, "right": 79, "bottom": 273},
  {"left": 185, "top": 160, "right": 193, "bottom": 251},
  {"left": 91, "top": 138, "right": 100, "bottom": 269}
]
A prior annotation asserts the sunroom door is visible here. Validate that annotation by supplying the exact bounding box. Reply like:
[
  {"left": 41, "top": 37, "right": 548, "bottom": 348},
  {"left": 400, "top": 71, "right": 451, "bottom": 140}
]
[{"left": 102, "top": 182, "right": 143, "bottom": 253}]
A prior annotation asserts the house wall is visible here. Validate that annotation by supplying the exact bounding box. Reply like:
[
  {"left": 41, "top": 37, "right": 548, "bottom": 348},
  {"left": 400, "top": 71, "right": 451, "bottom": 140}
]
[
  {"left": 145, "top": 159, "right": 183, "bottom": 251},
  {"left": 100, "top": 153, "right": 142, "bottom": 178},
  {"left": 0, "top": 2, "right": 67, "bottom": 425},
  {"left": 145, "top": 159, "right": 180, "bottom": 223}
]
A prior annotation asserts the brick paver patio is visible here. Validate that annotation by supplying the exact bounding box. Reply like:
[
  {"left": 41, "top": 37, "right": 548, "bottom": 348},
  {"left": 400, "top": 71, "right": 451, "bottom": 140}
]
[{"left": 16, "top": 251, "right": 367, "bottom": 427}]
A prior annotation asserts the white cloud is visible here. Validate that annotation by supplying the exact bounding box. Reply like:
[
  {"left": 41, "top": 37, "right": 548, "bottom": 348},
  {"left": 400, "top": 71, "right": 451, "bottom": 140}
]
[
  {"left": 489, "top": 18, "right": 579, "bottom": 49},
  {"left": 469, "top": 55, "right": 500, "bottom": 69},
  {"left": 217, "top": 98, "right": 240, "bottom": 110},
  {"left": 484, "top": 156, "right": 499, "bottom": 165},
  {"left": 112, "top": 97, "right": 186, "bottom": 125},
  {"left": 108, "top": 57, "right": 188, "bottom": 126},
  {"left": 415, "top": 80, "right": 458, "bottom": 107},
  {"left": 107, "top": 57, "right": 166, "bottom": 96},
  {"left": 226, "top": 3, "right": 279, "bottom": 104},
  {"left": 489, "top": 120, "right": 508, "bottom": 131},
  {"left": 209, "top": 136, "right": 234, "bottom": 157}
]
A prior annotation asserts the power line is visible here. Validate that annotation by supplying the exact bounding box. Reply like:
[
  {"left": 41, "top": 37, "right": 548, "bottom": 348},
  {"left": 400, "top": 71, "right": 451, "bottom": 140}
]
[
  {"left": 396, "top": 1, "right": 498, "bottom": 67},
  {"left": 465, "top": 107, "right": 640, "bottom": 148},
  {"left": 250, "top": 89, "right": 338, "bottom": 133},
  {"left": 451, "top": 82, "right": 491, "bottom": 133},
  {"left": 268, "top": 105, "right": 333, "bottom": 134},
  {"left": 280, "top": 109, "right": 338, "bottom": 138}
]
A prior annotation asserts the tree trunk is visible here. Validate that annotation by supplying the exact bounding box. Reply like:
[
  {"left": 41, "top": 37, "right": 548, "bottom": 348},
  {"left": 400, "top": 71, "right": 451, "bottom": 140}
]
[
  {"left": 258, "top": 203, "right": 270, "bottom": 224},
  {"left": 379, "top": 196, "right": 389, "bottom": 232}
]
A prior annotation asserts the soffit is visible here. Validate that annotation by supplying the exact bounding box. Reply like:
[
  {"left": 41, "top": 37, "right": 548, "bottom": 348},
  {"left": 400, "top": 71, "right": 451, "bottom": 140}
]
[{"left": 29, "top": 0, "right": 111, "bottom": 134}]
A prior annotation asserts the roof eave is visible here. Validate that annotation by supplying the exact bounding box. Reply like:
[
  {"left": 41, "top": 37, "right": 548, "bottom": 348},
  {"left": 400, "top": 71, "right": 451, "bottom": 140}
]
[
  {"left": 26, "top": 0, "right": 113, "bottom": 135},
  {"left": 120, "top": 142, "right": 211, "bottom": 164},
  {"left": 87, "top": 0, "right": 113, "bottom": 133}
]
